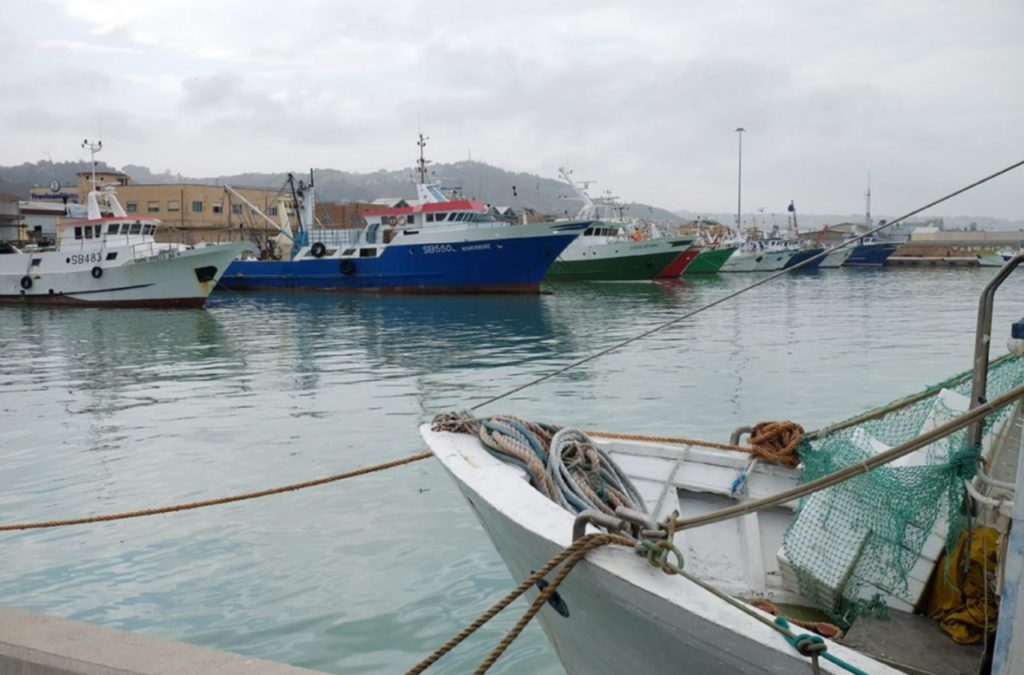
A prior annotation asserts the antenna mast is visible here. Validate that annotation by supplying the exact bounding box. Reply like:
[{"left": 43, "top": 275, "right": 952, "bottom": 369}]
[
  {"left": 82, "top": 138, "right": 102, "bottom": 191},
  {"left": 865, "top": 173, "right": 872, "bottom": 229},
  {"left": 416, "top": 133, "right": 430, "bottom": 184}
]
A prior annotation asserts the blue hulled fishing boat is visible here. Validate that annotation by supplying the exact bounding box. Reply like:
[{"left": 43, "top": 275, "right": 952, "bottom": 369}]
[{"left": 219, "top": 136, "right": 590, "bottom": 294}]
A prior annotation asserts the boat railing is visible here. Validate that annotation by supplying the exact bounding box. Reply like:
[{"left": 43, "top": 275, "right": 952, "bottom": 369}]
[{"left": 307, "top": 228, "right": 362, "bottom": 248}]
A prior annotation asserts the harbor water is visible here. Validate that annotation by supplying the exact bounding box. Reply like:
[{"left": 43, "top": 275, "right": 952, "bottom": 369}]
[{"left": 1, "top": 267, "right": 1021, "bottom": 674}]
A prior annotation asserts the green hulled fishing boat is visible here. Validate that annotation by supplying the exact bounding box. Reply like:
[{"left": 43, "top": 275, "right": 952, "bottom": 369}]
[
  {"left": 546, "top": 225, "right": 694, "bottom": 281},
  {"left": 683, "top": 246, "right": 737, "bottom": 274}
]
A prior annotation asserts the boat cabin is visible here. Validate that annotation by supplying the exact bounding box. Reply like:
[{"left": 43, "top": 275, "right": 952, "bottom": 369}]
[
  {"left": 360, "top": 199, "right": 500, "bottom": 244},
  {"left": 58, "top": 189, "right": 160, "bottom": 251}
]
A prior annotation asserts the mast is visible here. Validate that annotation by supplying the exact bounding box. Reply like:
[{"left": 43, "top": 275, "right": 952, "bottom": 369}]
[
  {"left": 417, "top": 133, "right": 430, "bottom": 185},
  {"left": 81, "top": 138, "right": 102, "bottom": 191},
  {"left": 864, "top": 173, "right": 872, "bottom": 229}
]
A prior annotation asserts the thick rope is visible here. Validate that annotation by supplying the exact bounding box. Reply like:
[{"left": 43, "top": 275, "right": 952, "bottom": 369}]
[
  {"left": 405, "top": 532, "right": 633, "bottom": 675},
  {"left": 0, "top": 451, "right": 433, "bottom": 531},
  {"left": 586, "top": 423, "right": 804, "bottom": 467}
]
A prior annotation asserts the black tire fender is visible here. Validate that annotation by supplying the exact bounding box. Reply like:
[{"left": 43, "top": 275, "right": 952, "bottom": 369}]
[
  {"left": 91, "top": 266, "right": 103, "bottom": 279},
  {"left": 340, "top": 259, "right": 356, "bottom": 276},
  {"left": 311, "top": 242, "right": 327, "bottom": 258},
  {"left": 20, "top": 275, "right": 32, "bottom": 290}
]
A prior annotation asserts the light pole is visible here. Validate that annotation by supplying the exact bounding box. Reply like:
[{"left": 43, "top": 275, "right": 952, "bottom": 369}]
[{"left": 735, "top": 127, "right": 745, "bottom": 231}]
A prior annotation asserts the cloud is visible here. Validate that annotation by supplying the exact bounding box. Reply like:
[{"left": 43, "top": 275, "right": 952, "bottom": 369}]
[{"left": 1, "top": 0, "right": 1022, "bottom": 217}]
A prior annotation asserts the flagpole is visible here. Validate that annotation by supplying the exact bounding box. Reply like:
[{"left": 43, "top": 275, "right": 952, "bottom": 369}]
[{"left": 735, "top": 127, "right": 745, "bottom": 232}]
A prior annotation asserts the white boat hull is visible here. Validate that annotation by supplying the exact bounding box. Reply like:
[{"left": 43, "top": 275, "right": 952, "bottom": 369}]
[
  {"left": 819, "top": 247, "right": 853, "bottom": 269},
  {"left": 753, "top": 250, "right": 795, "bottom": 272},
  {"left": 422, "top": 426, "right": 896, "bottom": 675},
  {"left": 0, "top": 243, "right": 245, "bottom": 307},
  {"left": 719, "top": 251, "right": 760, "bottom": 272}
]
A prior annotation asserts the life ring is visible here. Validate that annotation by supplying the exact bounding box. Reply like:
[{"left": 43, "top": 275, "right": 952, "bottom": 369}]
[
  {"left": 340, "top": 259, "right": 356, "bottom": 276},
  {"left": 20, "top": 275, "right": 32, "bottom": 290},
  {"left": 387, "top": 215, "right": 398, "bottom": 226},
  {"left": 310, "top": 242, "right": 327, "bottom": 258},
  {"left": 91, "top": 266, "right": 103, "bottom": 279}
]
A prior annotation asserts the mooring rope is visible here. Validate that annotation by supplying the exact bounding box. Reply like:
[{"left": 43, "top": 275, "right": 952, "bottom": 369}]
[{"left": 0, "top": 451, "right": 432, "bottom": 531}]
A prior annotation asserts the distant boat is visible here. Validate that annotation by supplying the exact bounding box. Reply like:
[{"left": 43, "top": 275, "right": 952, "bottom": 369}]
[
  {"left": 1, "top": 184, "right": 244, "bottom": 307},
  {"left": 545, "top": 168, "right": 696, "bottom": 282},
  {"left": 219, "top": 137, "right": 590, "bottom": 294}
]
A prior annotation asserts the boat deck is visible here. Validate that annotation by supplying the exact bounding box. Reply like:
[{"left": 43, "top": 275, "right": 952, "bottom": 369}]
[{"left": 841, "top": 611, "right": 984, "bottom": 675}]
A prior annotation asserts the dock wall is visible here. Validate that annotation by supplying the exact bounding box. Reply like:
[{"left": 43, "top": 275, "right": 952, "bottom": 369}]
[{"left": 0, "top": 606, "right": 322, "bottom": 675}]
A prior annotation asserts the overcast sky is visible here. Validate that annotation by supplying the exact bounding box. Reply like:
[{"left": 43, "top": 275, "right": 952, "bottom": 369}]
[{"left": 2, "top": 0, "right": 1023, "bottom": 218}]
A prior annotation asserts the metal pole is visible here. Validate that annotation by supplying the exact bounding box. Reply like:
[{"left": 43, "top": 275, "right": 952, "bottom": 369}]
[
  {"left": 967, "top": 253, "right": 1024, "bottom": 448},
  {"left": 735, "top": 128, "right": 745, "bottom": 230}
]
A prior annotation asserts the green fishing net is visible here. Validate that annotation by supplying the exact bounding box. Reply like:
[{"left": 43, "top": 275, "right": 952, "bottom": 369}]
[{"left": 781, "top": 354, "right": 1024, "bottom": 625}]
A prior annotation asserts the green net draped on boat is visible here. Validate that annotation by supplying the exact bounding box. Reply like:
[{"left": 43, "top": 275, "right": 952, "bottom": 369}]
[{"left": 781, "top": 354, "right": 1024, "bottom": 626}]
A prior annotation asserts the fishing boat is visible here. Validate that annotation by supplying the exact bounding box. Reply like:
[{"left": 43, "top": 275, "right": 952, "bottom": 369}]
[
  {"left": 0, "top": 143, "right": 244, "bottom": 307},
  {"left": 719, "top": 243, "right": 763, "bottom": 272},
  {"left": 219, "top": 137, "right": 590, "bottom": 294},
  {"left": 420, "top": 257, "right": 1024, "bottom": 675},
  {"left": 545, "top": 169, "right": 696, "bottom": 282},
  {"left": 682, "top": 246, "right": 737, "bottom": 275}
]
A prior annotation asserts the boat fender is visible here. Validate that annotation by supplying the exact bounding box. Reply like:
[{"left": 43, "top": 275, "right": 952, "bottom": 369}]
[
  {"left": 340, "top": 259, "right": 356, "bottom": 276},
  {"left": 1009, "top": 318, "right": 1024, "bottom": 357},
  {"left": 91, "top": 266, "right": 103, "bottom": 279},
  {"left": 534, "top": 576, "right": 570, "bottom": 617},
  {"left": 310, "top": 242, "right": 327, "bottom": 258},
  {"left": 20, "top": 275, "right": 32, "bottom": 290}
]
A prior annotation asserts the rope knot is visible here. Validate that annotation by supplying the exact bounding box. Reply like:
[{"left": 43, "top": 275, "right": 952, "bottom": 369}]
[
  {"left": 748, "top": 420, "right": 805, "bottom": 468},
  {"left": 432, "top": 410, "right": 480, "bottom": 435},
  {"left": 635, "top": 512, "right": 685, "bottom": 575}
]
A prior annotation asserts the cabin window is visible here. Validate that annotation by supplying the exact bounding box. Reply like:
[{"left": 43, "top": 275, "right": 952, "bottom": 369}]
[
  {"left": 426, "top": 213, "right": 434, "bottom": 222},
  {"left": 107, "top": 224, "right": 119, "bottom": 234},
  {"left": 212, "top": 202, "right": 223, "bottom": 214},
  {"left": 232, "top": 204, "right": 242, "bottom": 214},
  {"left": 144, "top": 225, "right": 155, "bottom": 235},
  {"left": 74, "top": 226, "right": 83, "bottom": 240},
  {"left": 342, "top": 248, "right": 356, "bottom": 256},
  {"left": 447, "top": 213, "right": 458, "bottom": 221},
  {"left": 406, "top": 214, "right": 414, "bottom": 224},
  {"left": 147, "top": 201, "right": 160, "bottom": 213},
  {"left": 269, "top": 207, "right": 279, "bottom": 216},
  {"left": 126, "top": 202, "right": 138, "bottom": 213},
  {"left": 129, "top": 223, "right": 142, "bottom": 235},
  {"left": 94, "top": 226, "right": 102, "bottom": 237},
  {"left": 437, "top": 213, "right": 448, "bottom": 221},
  {"left": 84, "top": 226, "right": 93, "bottom": 239},
  {"left": 359, "top": 248, "right": 377, "bottom": 258},
  {"left": 168, "top": 200, "right": 180, "bottom": 212},
  {"left": 191, "top": 201, "right": 204, "bottom": 213},
  {"left": 106, "top": 252, "right": 118, "bottom": 261}
]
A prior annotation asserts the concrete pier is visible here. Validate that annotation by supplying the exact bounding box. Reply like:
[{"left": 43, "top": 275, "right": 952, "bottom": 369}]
[{"left": 0, "top": 607, "right": 323, "bottom": 675}]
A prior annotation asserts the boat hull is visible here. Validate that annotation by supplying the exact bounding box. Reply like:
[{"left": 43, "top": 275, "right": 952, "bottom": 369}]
[
  {"left": 421, "top": 426, "right": 893, "bottom": 675},
  {"left": 819, "top": 247, "right": 853, "bottom": 268},
  {"left": 655, "top": 247, "right": 700, "bottom": 278},
  {"left": 845, "top": 242, "right": 901, "bottom": 266},
  {"left": 719, "top": 251, "right": 760, "bottom": 272},
  {"left": 782, "top": 248, "right": 825, "bottom": 270},
  {"left": 220, "top": 223, "right": 586, "bottom": 293},
  {"left": 0, "top": 244, "right": 244, "bottom": 307},
  {"left": 683, "top": 247, "right": 737, "bottom": 275},
  {"left": 753, "top": 250, "right": 794, "bottom": 271},
  {"left": 547, "top": 238, "right": 693, "bottom": 282}
]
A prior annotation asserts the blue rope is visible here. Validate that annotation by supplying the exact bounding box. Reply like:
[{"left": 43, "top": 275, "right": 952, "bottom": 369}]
[{"left": 774, "top": 617, "right": 870, "bottom": 675}]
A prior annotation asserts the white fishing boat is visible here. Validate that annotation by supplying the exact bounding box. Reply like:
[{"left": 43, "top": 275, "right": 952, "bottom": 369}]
[
  {"left": 419, "top": 258, "right": 1024, "bottom": 675},
  {"left": 719, "top": 243, "right": 762, "bottom": 272},
  {"left": 0, "top": 163, "right": 244, "bottom": 307}
]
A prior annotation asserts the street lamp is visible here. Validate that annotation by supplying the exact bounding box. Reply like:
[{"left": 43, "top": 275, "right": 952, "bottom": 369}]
[{"left": 735, "top": 127, "right": 745, "bottom": 231}]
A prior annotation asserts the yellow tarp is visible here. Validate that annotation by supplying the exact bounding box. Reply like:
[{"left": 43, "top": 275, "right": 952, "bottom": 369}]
[{"left": 924, "top": 526, "right": 1000, "bottom": 644}]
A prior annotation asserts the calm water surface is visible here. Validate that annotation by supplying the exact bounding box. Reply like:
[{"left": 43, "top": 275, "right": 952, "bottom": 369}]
[{"left": 1, "top": 268, "right": 1021, "bottom": 673}]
